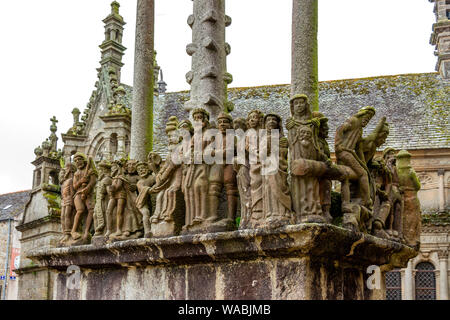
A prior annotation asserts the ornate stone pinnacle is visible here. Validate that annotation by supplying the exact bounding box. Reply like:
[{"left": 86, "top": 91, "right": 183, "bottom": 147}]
[
  {"left": 50, "top": 116, "right": 58, "bottom": 133},
  {"left": 111, "top": 1, "right": 120, "bottom": 15}
]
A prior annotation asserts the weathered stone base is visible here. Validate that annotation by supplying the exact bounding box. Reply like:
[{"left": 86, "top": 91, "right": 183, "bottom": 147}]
[
  {"left": 151, "top": 220, "right": 176, "bottom": 238},
  {"left": 24, "top": 224, "right": 417, "bottom": 300}
]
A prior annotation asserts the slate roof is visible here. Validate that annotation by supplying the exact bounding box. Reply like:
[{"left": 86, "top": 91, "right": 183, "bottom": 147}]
[
  {"left": 149, "top": 72, "right": 449, "bottom": 157},
  {"left": 0, "top": 190, "right": 31, "bottom": 221}
]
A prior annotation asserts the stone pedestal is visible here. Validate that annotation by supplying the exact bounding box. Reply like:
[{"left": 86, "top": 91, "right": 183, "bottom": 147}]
[{"left": 26, "top": 224, "right": 416, "bottom": 300}]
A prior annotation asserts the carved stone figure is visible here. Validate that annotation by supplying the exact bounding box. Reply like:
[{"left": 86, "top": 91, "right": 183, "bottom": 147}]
[
  {"left": 260, "top": 114, "right": 292, "bottom": 228},
  {"left": 182, "top": 108, "right": 211, "bottom": 233},
  {"left": 362, "top": 117, "right": 390, "bottom": 165},
  {"left": 233, "top": 118, "right": 251, "bottom": 229},
  {"left": 58, "top": 163, "right": 76, "bottom": 246},
  {"left": 383, "top": 147, "right": 403, "bottom": 240},
  {"left": 150, "top": 117, "right": 185, "bottom": 237},
  {"left": 246, "top": 110, "right": 265, "bottom": 224},
  {"left": 71, "top": 153, "right": 98, "bottom": 245},
  {"left": 135, "top": 161, "right": 156, "bottom": 238},
  {"left": 207, "top": 112, "right": 238, "bottom": 228},
  {"left": 312, "top": 111, "right": 332, "bottom": 222},
  {"left": 93, "top": 160, "right": 113, "bottom": 238},
  {"left": 335, "top": 106, "right": 376, "bottom": 210},
  {"left": 397, "top": 150, "right": 421, "bottom": 249},
  {"left": 105, "top": 160, "right": 125, "bottom": 238},
  {"left": 287, "top": 94, "right": 325, "bottom": 223},
  {"left": 122, "top": 160, "right": 144, "bottom": 239}
]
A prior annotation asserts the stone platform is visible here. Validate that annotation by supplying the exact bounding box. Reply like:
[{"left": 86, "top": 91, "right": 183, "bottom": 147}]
[{"left": 25, "top": 224, "right": 417, "bottom": 300}]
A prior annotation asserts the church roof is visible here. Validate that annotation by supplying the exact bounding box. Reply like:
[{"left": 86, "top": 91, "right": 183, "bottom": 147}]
[
  {"left": 150, "top": 72, "right": 450, "bottom": 157},
  {"left": 0, "top": 190, "right": 31, "bottom": 221}
]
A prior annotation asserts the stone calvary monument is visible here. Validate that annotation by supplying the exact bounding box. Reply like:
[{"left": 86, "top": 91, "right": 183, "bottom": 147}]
[{"left": 16, "top": 1, "right": 421, "bottom": 300}]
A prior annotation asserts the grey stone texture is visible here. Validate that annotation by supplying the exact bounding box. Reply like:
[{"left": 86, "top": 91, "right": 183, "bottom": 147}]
[
  {"left": 27, "top": 224, "right": 415, "bottom": 300},
  {"left": 185, "top": 0, "right": 233, "bottom": 121},
  {"left": 131, "top": 0, "right": 155, "bottom": 161},
  {"left": 292, "top": 0, "right": 319, "bottom": 110}
]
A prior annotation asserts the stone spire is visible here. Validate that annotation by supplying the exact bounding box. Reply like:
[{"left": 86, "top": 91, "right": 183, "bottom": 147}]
[
  {"left": 99, "top": 1, "right": 127, "bottom": 82},
  {"left": 429, "top": 0, "right": 450, "bottom": 79},
  {"left": 184, "top": 0, "right": 233, "bottom": 122}
]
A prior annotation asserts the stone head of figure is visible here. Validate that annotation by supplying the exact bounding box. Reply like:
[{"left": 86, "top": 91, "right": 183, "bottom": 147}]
[
  {"left": 97, "top": 160, "right": 112, "bottom": 177},
  {"left": 312, "top": 111, "right": 329, "bottom": 139},
  {"left": 233, "top": 118, "right": 247, "bottom": 132},
  {"left": 264, "top": 113, "right": 283, "bottom": 134},
  {"left": 217, "top": 112, "right": 233, "bottom": 134},
  {"left": 137, "top": 162, "right": 150, "bottom": 178},
  {"left": 148, "top": 152, "right": 162, "bottom": 173},
  {"left": 298, "top": 126, "right": 313, "bottom": 143},
  {"left": 356, "top": 106, "right": 376, "bottom": 128},
  {"left": 178, "top": 119, "right": 194, "bottom": 136},
  {"left": 166, "top": 116, "right": 180, "bottom": 146},
  {"left": 247, "top": 110, "right": 264, "bottom": 130},
  {"left": 383, "top": 147, "right": 396, "bottom": 166},
  {"left": 111, "top": 160, "right": 122, "bottom": 177},
  {"left": 73, "top": 153, "right": 87, "bottom": 170},
  {"left": 290, "top": 94, "right": 311, "bottom": 120},
  {"left": 126, "top": 160, "right": 138, "bottom": 174},
  {"left": 396, "top": 149, "right": 412, "bottom": 169},
  {"left": 192, "top": 108, "right": 210, "bottom": 129},
  {"left": 375, "top": 123, "right": 390, "bottom": 147}
]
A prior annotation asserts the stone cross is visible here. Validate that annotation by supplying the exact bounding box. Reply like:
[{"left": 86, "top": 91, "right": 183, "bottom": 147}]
[
  {"left": 184, "top": 0, "right": 233, "bottom": 122},
  {"left": 291, "top": 0, "right": 319, "bottom": 111},
  {"left": 131, "top": 0, "right": 155, "bottom": 161}
]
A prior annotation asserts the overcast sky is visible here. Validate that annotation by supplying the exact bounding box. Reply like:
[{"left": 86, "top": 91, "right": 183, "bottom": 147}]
[{"left": 0, "top": 0, "right": 437, "bottom": 195}]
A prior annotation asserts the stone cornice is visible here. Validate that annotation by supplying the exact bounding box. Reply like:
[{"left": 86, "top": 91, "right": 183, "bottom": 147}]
[
  {"left": 16, "top": 215, "right": 60, "bottom": 232},
  {"left": 26, "top": 224, "right": 417, "bottom": 272}
]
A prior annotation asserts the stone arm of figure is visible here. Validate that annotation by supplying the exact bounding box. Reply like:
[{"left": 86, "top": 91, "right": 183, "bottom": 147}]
[
  {"left": 81, "top": 174, "right": 97, "bottom": 198},
  {"left": 73, "top": 175, "right": 88, "bottom": 191},
  {"left": 335, "top": 118, "right": 355, "bottom": 151}
]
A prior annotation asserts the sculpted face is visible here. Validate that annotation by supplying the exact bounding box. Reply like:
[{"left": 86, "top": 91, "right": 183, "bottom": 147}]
[
  {"left": 111, "top": 163, "right": 120, "bottom": 176},
  {"left": 375, "top": 130, "right": 389, "bottom": 147},
  {"left": 361, "top": 113, "right": 374, "bottom": 127},
  {"left": 218, "top": 118, "right": 232, "bottom": 134},
  {"left": 233, "top": 120, "right": 246, "bottom": 131},
  {"left": 293, "top": 98, "right": 307, "bottom": 118},
  {"left": 59, "top": 169, "right": 66, "bottom": 183},
  {"left": 127, "top": 161, "right": 137, "bottom": 174},
  {"left": 193, "top": 112, "right": 207, "bottom": 128},
  {"left": 265, "top": 115, "right": 279, "bottom": 130},
  {"left": 137, "top": 165, "right": 149, "bottom": 178},
  {"left": 74, "top": 157, "right": 86, "bottom": 170},
  {"left": 299, "top": 127, "right": 312, "bottom": 142},
  {"left": 248, "top": 112, "right": 262, "bottom": 129},
  {"left": 167, "top": 129, "right": 179, "bottom": 146}
]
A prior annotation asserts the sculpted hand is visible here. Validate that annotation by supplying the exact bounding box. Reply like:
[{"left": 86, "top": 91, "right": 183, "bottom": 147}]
[{"left": 286, "top": 118, "right": 296, "bottom": 130}]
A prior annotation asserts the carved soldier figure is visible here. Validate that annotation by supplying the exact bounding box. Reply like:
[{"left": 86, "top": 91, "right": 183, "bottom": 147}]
[
  {"left": 71, "top": 153, "right": 98, "bottom": 245},
  {"left": 233, "top": 118, "right": 251, "bottom": 229},
  {"left": 312, "top": 111, "right": 333, "bottom": 222},
  {"left": 135, "top": 162, "right": 156, "bottom": 238},
  {"left": 287, "top": 94, "right": 325, "bottom": 223},
  {"left": 335, "top": 106, "right": 376, "bottom": 211},
  {"left": 93, "top": 160, "right": 113, "bottom": 237},
  {"left": 383, "top": 147, "right": 403, "bottom": 240},
  {"left": 182, "top": 108, "right": 211, "bottom": 232},
  {"left": 260, "top": 114, "right": 292, "bottom": 228},
  {"left": 150, "top": 117, "right": 185, "bottom": 237},
  {"left": 59, "top": 163, "right": 76, "bottom": 246},
  {"left": 246, "top": 110, "right": 265, "bottom": 224},
  {"left": 397, "top": 150, "right": 421, "bottom": 249},
  {"left": 207, "top": 112, "right": 238, "bottom": 226},
  {"left": 105, "top": 160, "right": 125, "bottom": 238}
]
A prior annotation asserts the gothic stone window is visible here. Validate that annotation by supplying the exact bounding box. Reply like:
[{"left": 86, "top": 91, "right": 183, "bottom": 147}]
[
  {"left": 415, "top": 262, "right": 436, "bottom": 300},
  {"left": 385, "top": 270, "right": 402, "bottom": 300}
]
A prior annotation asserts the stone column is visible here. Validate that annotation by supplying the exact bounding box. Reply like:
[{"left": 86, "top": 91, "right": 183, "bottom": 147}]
[
  {"left": 131, "top": 0, "right": 155, "bottom": 161},
  {"left": 184, "top": 0, "right": 232, "bottom": 122},
  {"left": 117, "top": 135, "right": 127, "bottom": 159},
  {"left": 438, "top": 250, "right": 449, "bottom": 300},
  {"left": 438, "top": 169, "right": 446, "bottom": 212},
  {"left": 404, "top": 260, "right": 414, "bottom": 300},
  {"left": 291, "top": 0, "right": 319, "bottom": 111}
]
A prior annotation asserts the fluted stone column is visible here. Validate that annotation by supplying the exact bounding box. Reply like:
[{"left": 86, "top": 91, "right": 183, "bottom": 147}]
[
  {"left": 438, "top": 250, "right": 449, "bottom": 300},
  {"left": 185, "top": 0, "right": 233, "bottom": 122},
  {"left": 131, "top": 0, "right": 155, "bottom": 161},
  {"left": 291, "top": 0, "right": 319, "bottom": 111}
]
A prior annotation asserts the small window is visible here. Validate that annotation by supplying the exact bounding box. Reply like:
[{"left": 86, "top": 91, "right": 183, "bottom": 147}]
[
  {"left": 386, "top": 270, "right": 402, "bottom": 300},
  {"left": 415, "top": 262, "right": 436, "bottom": 300}
]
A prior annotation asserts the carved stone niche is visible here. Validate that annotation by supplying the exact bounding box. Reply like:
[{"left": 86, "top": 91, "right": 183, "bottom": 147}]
[{"left": 26, "top": 224, "right": 417, "bottom": 300}]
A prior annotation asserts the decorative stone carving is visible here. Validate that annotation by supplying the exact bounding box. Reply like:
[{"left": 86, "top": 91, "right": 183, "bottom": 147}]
[
  {"left": 58, "top": 163, "right": 76, "bottom": 246},
  {"left": 135, "top": 161, "right": 156, "bottom": 238},
  {"left": 260, "top": 114, "right": 292, "bottom": 228},
  {"left": 93, "top": 160, "right": 113, "bottom": 240},
  {"left": 71, "top": 153, "right": 98, "bottom": 245},
  {"left": 397, "top": 150, "right": 422, "bottom": 249},
  {"left": 149, "top": 117, "right": 185, "bottom": 237}
]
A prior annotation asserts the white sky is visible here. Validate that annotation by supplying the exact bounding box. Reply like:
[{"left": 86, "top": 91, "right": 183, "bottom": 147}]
[{"left": 0, "top": 0, "right": 437, "bottom": 195}]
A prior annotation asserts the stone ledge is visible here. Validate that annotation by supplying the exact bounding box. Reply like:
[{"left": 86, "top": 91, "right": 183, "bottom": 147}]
[{"left": 27, "top": 223, "right": 417, "bottom": 271}]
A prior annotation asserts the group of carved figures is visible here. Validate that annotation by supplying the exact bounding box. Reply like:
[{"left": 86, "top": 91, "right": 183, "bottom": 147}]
[{"left": 57, "top": 95, "right": 421, "bottom": 249}]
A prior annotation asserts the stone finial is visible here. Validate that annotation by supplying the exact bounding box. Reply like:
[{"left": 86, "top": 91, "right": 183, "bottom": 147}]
[
  {"left": 157, "top": 69, "right": 167, "bottom": 94},
  {"left": 34, "top": 146, "right": 43, "bottom": 158},
  {"left": 50, "top": 116, "right": 58, "bottom": 133},
  {"left": 111, "top": 1, "right": 120, "bottom": 15},
  {"left": 72, "top": 108, "right": 81, "bottom": 125}
]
